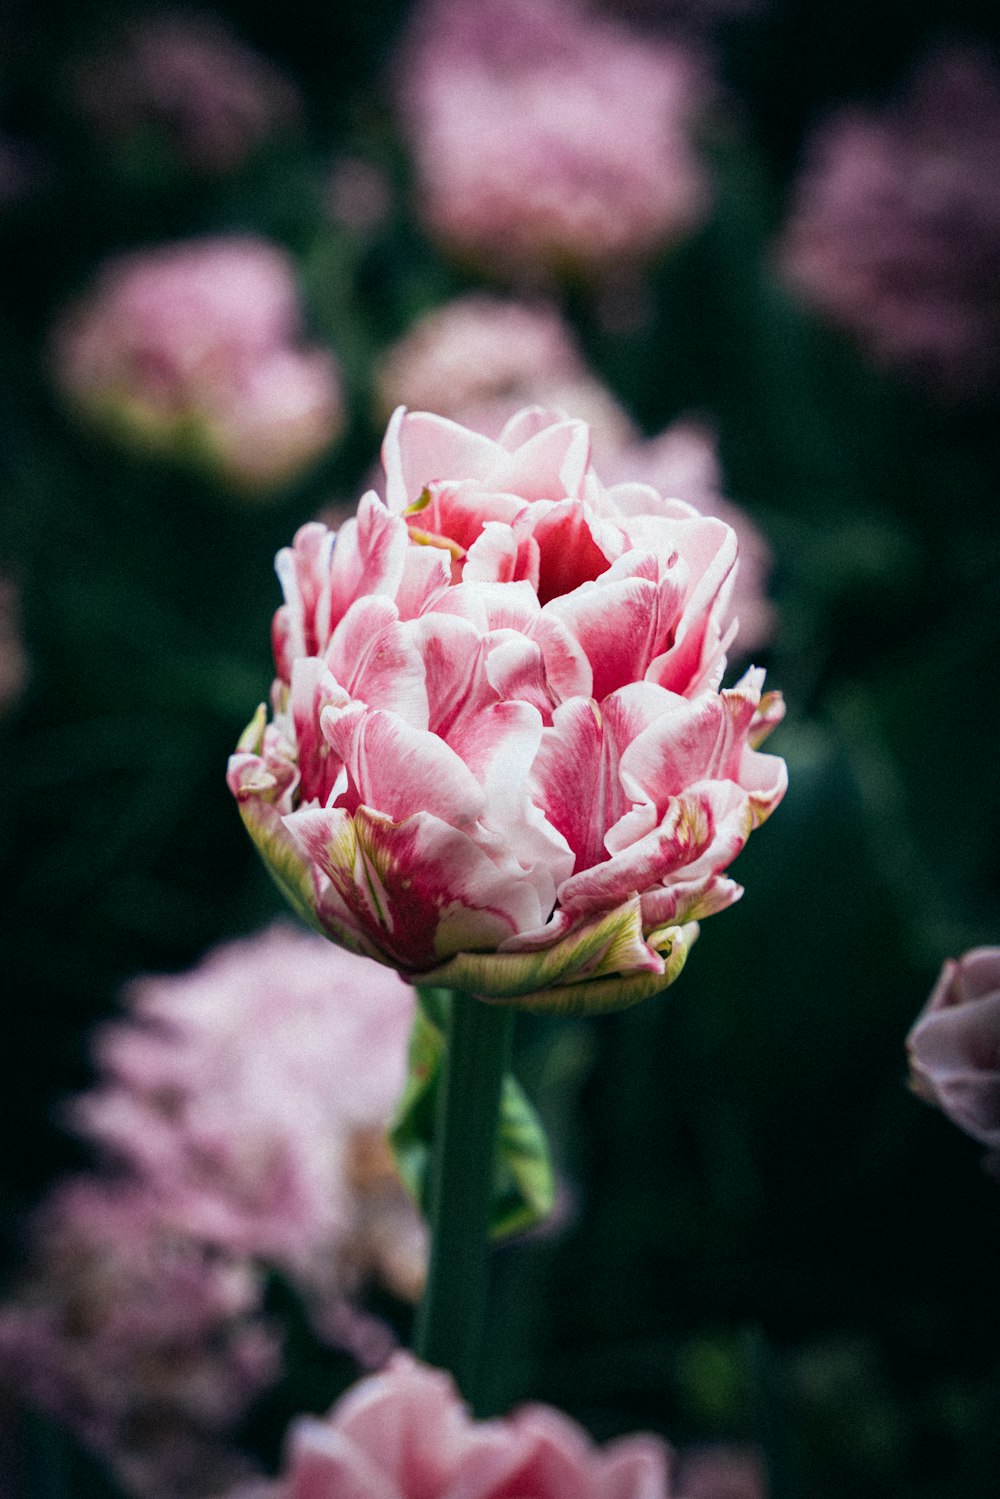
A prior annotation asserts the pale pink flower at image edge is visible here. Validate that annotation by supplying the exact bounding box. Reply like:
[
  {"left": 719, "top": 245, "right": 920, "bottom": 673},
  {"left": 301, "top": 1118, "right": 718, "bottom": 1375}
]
[
  {"left": 52, "top": 236, "right": 344, "bottom": 492},
  {"left": 0, "top": 1177, "right": 279, "bottom": 1499},
  {"left": 228, "top": 405, "right": 786, "bottom": 1013},
  {"left": 398, "top": 0, "right": 710, "bottom": 279},
  {"left": 216, "top": 1351, "right": 676, "bottom": 1499},
  {"left": 907, "top": 947, "right": 1000, "bottom": 1171},
  {"left": 779, "top": 46, "right": 1000, "bottom": 402}
]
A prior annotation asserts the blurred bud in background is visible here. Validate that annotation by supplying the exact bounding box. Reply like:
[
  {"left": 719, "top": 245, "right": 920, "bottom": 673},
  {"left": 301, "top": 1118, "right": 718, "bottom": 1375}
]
[
  {"left": 907, "top": 947, "right": 1000, "bottom": 1173},
  {"left": 50, "top": 236, "right": 345, "bottom": 494},
  {"left": 374, "top": 293, "right": 636, "bottom": 459},
  {"left": 778, "top": 46, "right": 1000, "bottom": 405},
  {"left": 397, "top": 0, "right": 710, "bottom": 284},
  {"left": 0, "top": 926, "right": 426, "bottom": 1497},
  {"left": 73, "top": 10, "right": 301, "bottom": 178}
]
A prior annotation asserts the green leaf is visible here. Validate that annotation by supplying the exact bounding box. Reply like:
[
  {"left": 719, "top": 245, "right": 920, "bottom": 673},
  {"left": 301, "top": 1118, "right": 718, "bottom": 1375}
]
[{"left": 390, "top": 988, "right": 555, "bottom": 1240}]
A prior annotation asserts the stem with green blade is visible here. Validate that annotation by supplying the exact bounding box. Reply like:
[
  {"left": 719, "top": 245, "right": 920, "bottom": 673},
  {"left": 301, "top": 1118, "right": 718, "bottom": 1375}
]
[{"left": 414, "top": 989, "right": 515, "bottom": 1411}]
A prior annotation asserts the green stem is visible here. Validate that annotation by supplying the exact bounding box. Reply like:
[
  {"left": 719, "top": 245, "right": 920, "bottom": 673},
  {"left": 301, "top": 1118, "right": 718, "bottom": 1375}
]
[{"left": 415, "top": 990, "right": 515, "bottom": 1410}]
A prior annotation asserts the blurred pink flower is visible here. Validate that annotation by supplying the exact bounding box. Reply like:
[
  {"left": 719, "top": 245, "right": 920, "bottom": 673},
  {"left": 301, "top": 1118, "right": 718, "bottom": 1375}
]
[
  {"left": 229, "top": 407, "right": 785, "bottom": 1013},
  {"left": 375, "top": 294, "right": 636, "bottom": 460},
  {"left": 0, "top": 1178, "right": 277, "bottom": 1499},
  {"left": 75, "top": 11, "right": 301, "bottom": 175},
  {"left": 398, "top": 0, "right": 710, "bottom": 281},
  {"left": 907, "top": 947, "right": 1000, "bottom": 1169},
  {"left": 52, "top": 236, "right": 344, "bottom": 493},
  {"left": 218, "top": 1351, "right": 675, "bottom": 1498},
  {"left": 604, "top": 425, "right": 776, "bottom": 654},
  {"left": 72, "top": 923, "right": 423, "bottom": 1303},
  {"left": 779, "top": 46, "right": 1000, "bottom": 402}
]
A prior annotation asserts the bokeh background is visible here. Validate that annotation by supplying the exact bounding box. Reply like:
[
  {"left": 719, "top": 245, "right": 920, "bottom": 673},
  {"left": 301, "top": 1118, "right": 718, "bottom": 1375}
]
[{"left": 2, "top": 0, "right": 1000, "bottom": 1494}]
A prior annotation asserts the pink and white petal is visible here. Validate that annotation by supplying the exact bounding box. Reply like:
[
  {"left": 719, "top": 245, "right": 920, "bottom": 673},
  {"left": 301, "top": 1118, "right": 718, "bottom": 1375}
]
[
  {"left": 327, "top": 491, "right": 410, "bottom": 629},
  {"left": 594, "top": 1435, "right": 675, "bottom": 1499},
  {"left": 415, "top": 481, "right": 525, "bottom": 552},
  {"left": 737, "top": 744, "right": 788, "bottom": 825},
  {"left": 607, "top": 481, "right": 700, "bottom": 522},
  {"left": 407, "top": 612, "right": 491, "bottom": 739},
  {"left": 521, "top": 500, "right": 625, "bottom": 606},
  {"left": 273, "top": 521, "right": 336, "bottom": 676},
  {"left": 324, "top": 707, "right": 486, "bottom": 830},
  {"left": 327, "top": 597, "right": 429, "bottom": 727},
  {"left": 640, "top": 874, "right": 744, "bottom": 928},
  {"left": 283, "top": 1417, "right": 399, "bottom": 1499},
  {"left": 618, "top": 693, "right": 733, "bottom": 816},
  {"left": 528, "top": 611, "right": 593, "bottom": 704},
  {"left": 382, "top": 407, "right": 499, "bottom": 512},
  {"left": 290, "top": 656, "right": 351, "bottom": 805},
  {"left": 394, "top": 540, "right": 452, "bottom": 619},
  {"left": 285, "top": 805, "right": 546, "bottom": 969},
  {"left": 449, "top": 698, "right": 574, "bottom": 896},
  {"left": 531, "top": 698, "right": 618, "bottom": 872},
  {"left": 485, "top": 634, "right": 555, "bottom": 720},
  {"left": 545, "top": 570, "right": 662, "bottom": 702},
  {"left": 463, "top": 519, "right": 538, "bottom": 586},
  {"left": 489, "top": 415, "right": 593, "bottom": 501},
  {"left": 557, "top": 793, "right": 719, "bottom": 918},
  {"left": 330, "top": 1354, "right": 477, "bottom": 1489},
  {"left": 749, "top": 688, "right": 786, "bottom": 748}
]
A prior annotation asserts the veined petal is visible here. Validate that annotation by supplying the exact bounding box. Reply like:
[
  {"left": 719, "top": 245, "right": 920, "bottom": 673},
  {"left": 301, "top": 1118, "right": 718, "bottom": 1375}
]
[
  {"left": 284, "top": 805, "right": 547, "bottom": 970},
  {"left": 323, "top": 707, "right": 486, "bottom": 830},
  {"left": 227, "top": 758, "right": 321, "bottom": 934},
  {"left": 489, "top": 414, "right": 593, "bottom": 501},
  {"left": 327, "top": 490, "right": 409, "bottom": 629},
  {"left": 273, "top": 521, "right": 336, "bottom": 679},
  {"left": 382, "top": 407, "right": 500, "bottom": 512},
  {"left": 419, "top": 905, "right": 697, "bottom": 1013},
  {"left": 557, "top": 791, "right": 718, "bottom": 917},
  {"left": 327, "top": 596, "right": 429, "bottom": 727}
]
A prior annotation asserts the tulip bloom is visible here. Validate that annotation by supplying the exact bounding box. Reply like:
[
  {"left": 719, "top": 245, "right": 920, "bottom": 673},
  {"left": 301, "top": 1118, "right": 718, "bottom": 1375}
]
[{"left": 228, "top": 408, "right": 786, "bottom": 1012}]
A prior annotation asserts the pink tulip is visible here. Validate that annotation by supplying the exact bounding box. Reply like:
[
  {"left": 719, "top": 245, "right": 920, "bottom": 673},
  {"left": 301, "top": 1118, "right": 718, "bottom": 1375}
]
[
  {"left": 52, "top": 237, "right": 344, "bottom": 493},
  {"left": 229, "top": 407, "right": 785, "bottom": 1012},
  {"left": 398, "top": 0, "right": 709, "bottom": 281},
  {"left": 217, "top": 1351, "right": 674, "bottom": 1499},
  {"left": 778, "top": 46, "right": 1000, "bottom": 403},
  {"left": 907, "top": 947, "right": 1000, "bottom": 1163}
]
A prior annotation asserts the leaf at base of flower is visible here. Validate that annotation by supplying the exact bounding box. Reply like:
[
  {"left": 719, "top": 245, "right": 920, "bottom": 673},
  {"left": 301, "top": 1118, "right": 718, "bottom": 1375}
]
[{"left": 389, "top": 987, "right": 555, "bottom": 1240}]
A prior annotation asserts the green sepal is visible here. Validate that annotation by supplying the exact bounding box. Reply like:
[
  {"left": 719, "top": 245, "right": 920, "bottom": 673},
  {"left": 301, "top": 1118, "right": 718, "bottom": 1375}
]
[{"left": 390, "top": 987, "right": 555, "bottom": 1240}]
